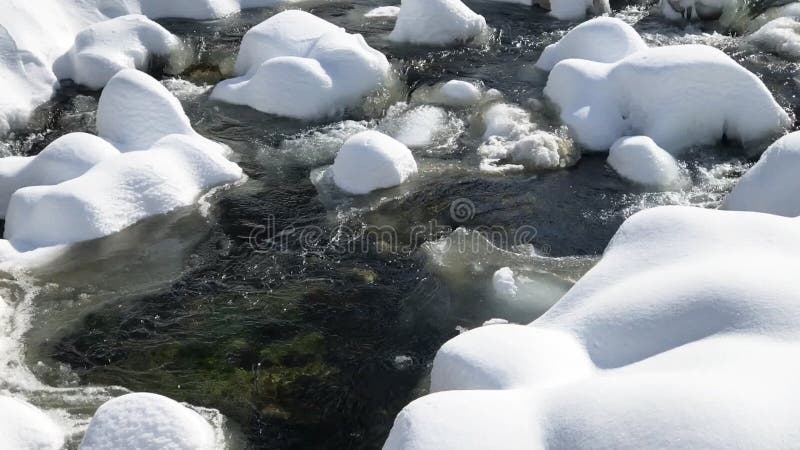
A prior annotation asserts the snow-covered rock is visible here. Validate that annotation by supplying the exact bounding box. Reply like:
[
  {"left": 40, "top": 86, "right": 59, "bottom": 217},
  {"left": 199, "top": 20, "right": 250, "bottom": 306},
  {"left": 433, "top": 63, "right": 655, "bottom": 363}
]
[
  {"left": 437, "top": 80, "right": 483, "bottom": 107},
  {"left": 725, "top": 131, "right": 800, "bottom": 216},
  {"left": 0, "top": 396, "right": 64, "bottom": 450},
  {"left": 386, "top": 205, "right": 800, "bottom": 449},
  {"left": 53, "top": 15, "right": 183, "bottom": 90},
  {"left": 79, "top": 393, "right": 215, "bottom": 450},
  {"left": 659, "top": 0, "right": 737, "bottom": 21},
  {"left": 747, "top": 17, "right": 800, "bottom": 60},
  {"left": 389, "top": 0, "right": 489, "bottom": 46},
  {"left": 365, "top": 6, "right": 401, "bottom": 18},
  {"left": 535, "top": 18, "right": 647, "bottom": 71},
  {"left": 544, "top": 44, "right": 790, "bottom": 152},
  {"left": 493, "top": 267, "right": 518, "bottom": 300},
  {"left": 0, "top": 70, "right": 242, "bottom": 256},
  {"left": 332, "top": 130, "right": 418, "bottom": 194},
  {"left": 0, "top": 133, "right": 119, "bottom": 218},
  {"left": 98, "top": 69, "right": 199, "bottom": 151},
  {"left": 211, "top": 10, "right": 391, "bottom": 120},
  {"left": 607, "top": 136, "right": 682, "bottom": 188}
]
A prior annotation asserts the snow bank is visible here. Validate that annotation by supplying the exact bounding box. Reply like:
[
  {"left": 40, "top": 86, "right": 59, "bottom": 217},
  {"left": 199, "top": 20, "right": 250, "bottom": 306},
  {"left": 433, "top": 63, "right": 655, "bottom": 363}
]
[
  {"left": 387, "top": 205, "right": 800, "bottom": 449},
  {"left": 747, "top": 17, "right": 800, "bottom": 60},
  {"left": 607, "top": 136, "right": 683, "bottom": 188},
  {"left": 332, "top": 130, "right": 418, "bottom": 194},
  {"left": 0, "top": 70, "right": 242, "bottom": 255},
  {"left": 211, "top": 10, "right": 391, "bottom": 120},
  {"left": 0, "top": 133, "right": 119, "bottom": 217},
  {"left": 79, "top": 393, "right": 215, "bottom": 450},
  {"left": 544, "top": 44, "right": 790, "bottom": 152},
  {"left": 0, "top": 396, "right": 64, "bottom": 450},
  {"left": 535, "top": 18, "right": 647, "bottom": 71},
  {"left": 725, "top": 131, "right": 800, "bottom": 216},
  {"left": 389, "top": 0, "right": 489, "bottom": 46},
  {"left": 53, "top": 15, "right": 182, "bottom": 90}
]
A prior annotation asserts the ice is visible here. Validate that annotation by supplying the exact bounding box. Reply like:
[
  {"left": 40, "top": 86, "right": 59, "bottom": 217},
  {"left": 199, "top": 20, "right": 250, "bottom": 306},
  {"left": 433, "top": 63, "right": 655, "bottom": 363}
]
[
  {"left": 389, "top": 0, "right": 490, "bottom": 46},
  {"left": 535, "top": 18, "right": 647, "bottom": 71},
  {"left": 544, "top": 44, "right": 790, "bottom": 152},
  {"left": 211, "top": 10, "right": 391, "bottom": 120},
  {"left": 607, "top": 136, "right": 683, "bottom": 188},
  {"left": 53, "top": 15, "right": 183, "bottom": 90},
  {"left": 365, "top": 6, "right": 401, "bottom": 18},
  {"left": 0, "top": 395, "right": 64, "bottom": 450},
  {"left": 79, "top": 393, "right": 216, "bottom": 450},
  {"left": 332, "top": 130, "right": 418, "bottom": 195},
  {"left": 725, "top": 131, "right": 800, "bottom": 216},
  {"left": 387, "top": 206, "right": 800, "bottom": 449}
]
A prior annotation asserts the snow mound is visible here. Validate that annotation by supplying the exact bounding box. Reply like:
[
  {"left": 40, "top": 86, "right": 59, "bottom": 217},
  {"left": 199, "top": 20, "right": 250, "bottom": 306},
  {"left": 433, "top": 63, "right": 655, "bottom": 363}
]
[
  {"left": 389, "top": 0, "right": 489, "bottom": 46},
  {"left": 0, "top": 133, "right": 119, "bottom": 217},
  {"left": 387, "top": 205, "right": 800, "bottom": 449},
  {"left": 725, "top": 131, "right": 800, "bottom": 216},
  {"left": 607, "top": 136, "right": 683, "bottom": 188},
  {"left": 438, "top": 80, "right": 483, "bottom": 107},
  {"left": 98, "top": 69, "right": 199, "bottom": 151},
  {"left": 79, "top": 393, "right": 216, "bottom": 450},
  {"left": 211, "top": 10, "right": 391, "bottom": 120},
  {"left": 493, "top": 267, "right": 518, "bottom": 300},
  {"left": 53, "top": 15, "right": 182, "bottom": 90},
  {"left": 0, "top": 70, "right": 242, "bottom": 256},
  {"left": 747, "top": 17, "right": 800, "bottom": 60},
  {"left": 544, "top": 44, "right": 790, "bottom": 152},
  {"left": 332, "top": 130, "right": 418, "bottom": 194},
  {"left": 0, "top": 396, "right": 64, "bottom": 450},
  {"left": 535, "top": 18, "right": 647, "bottom": 71},
  {"left": 365, "top": 6, "right": 401, "bottom": 18}
]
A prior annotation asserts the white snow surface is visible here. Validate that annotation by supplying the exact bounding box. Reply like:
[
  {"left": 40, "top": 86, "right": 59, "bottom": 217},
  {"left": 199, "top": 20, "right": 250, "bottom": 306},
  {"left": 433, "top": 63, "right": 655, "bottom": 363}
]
[
  {"left": 365, "top": 6, "right": 401, "bottom": 18},
  {"left": 332, "top": 130, "right": 418, "bottom": 194},
  {"left": 607, "top": 136, "right": 683, "bottom": 188},
  {"left": 53, "top": 15, "right": 182, "bottom": 90},
  {"left": 79, "top": 393, "right": 216, "bottom": 450},
  {"left": 747, "top": 17, "right": 800, "bottom": 60},
  {"left": 386, "top": 205, "right": 800, "bottom": 449},
  {"left": 211, "top": 10, "right": 391, "bottom": 120},
  {"left": 725, "top": 131, "right": 800, "bottom": 217},
  {"left": 389, "top": 0, "right": 489, "bottom": 46},
  {"left": 438, "top": 80, "right": 483, "bottom": 107},
  {"left": 0, "top": 70, "right": 242, "bottom": 256},
  {"left": 0, "top": 396, "right": 64, "bottom": 450},
  {"left": 535, "top": 18, "right": 647, "bottom": 71},
  {"left": 544, "top": 44, "right": 790, "bottom": 152},
  {"left": 492, "top": 267, "right": 518, "bottom": 300}
]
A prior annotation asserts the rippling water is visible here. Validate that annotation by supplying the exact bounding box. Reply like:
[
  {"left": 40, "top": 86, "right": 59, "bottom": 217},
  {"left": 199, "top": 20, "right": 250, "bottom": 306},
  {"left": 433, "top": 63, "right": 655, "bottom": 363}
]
[{"left": 1, "top": 0, "right": 799, "bottom": 448}]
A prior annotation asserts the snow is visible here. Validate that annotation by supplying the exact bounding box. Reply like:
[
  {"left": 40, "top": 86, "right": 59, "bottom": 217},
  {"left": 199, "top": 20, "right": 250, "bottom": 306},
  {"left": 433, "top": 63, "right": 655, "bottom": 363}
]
[
  {"left": 332, "top": 130, "right": 418, "bottom": 194},
  {"left": 437, "top": 80, "right": 483, "bottom": 107},
  {"left": 98, "top": 69, "right": 199, "bottom": 151},
  {"left": 747, "top": 17, "right": 800, "bottom": 60},
  {"left": 211, "top": 10, "right": 391, "bottom": 120},
  {"left": 0, "top": 133, "right": 119, "bottom": 218},
  {"left": 389, "top": 0, "right": 489, "bottom": 46},
  {"left": 724, "top": 131, "right": 800, "bottom": 217},
  {"left": 386, "top": 205, "right": 800, "bottom": 449},
  {"left": 0, "top": 70, "right": 242, "bottom": 256},
  {"left": 535, "top": 18, "right": 647, "bottom": 71},
  {"left": 544, "top": 44, "right": 790, "bottom": 152},
  {"left": 53, "top": 15, "right": 183, "bottom": 90},
  {"left": 493, "top": 267, "right": 518, "bottom": 300},
  {"left": 0, "top": 396, "right": 64, "bottom": 450},
  {"left": 659, "top": 0, "right": 738, "bottom": 21},
  {"left": 79, "top": 393, "right": 216, "bottom": 450},
  {"left": 485, "top": 0, "right": 609, "bottom": 20},
  {"left": 607, "top": 136, "right": 683, "bottom": 188},
  {"left": 365, "top": 6, "right": 401, "bottom": 18}
]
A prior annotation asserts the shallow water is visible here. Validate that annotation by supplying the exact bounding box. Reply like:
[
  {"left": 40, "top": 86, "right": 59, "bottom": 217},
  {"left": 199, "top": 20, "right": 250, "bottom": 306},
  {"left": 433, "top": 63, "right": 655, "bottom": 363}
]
[{"left": 1, "top": 0, "right": 799, "bottom": 448}]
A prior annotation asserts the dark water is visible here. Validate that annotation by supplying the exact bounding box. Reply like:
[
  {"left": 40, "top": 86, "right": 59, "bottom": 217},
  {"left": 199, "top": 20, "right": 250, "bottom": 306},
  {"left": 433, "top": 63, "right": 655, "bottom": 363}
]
[{"left": 2, "top": 0, "right": 798, "bottom": 448}]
